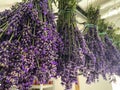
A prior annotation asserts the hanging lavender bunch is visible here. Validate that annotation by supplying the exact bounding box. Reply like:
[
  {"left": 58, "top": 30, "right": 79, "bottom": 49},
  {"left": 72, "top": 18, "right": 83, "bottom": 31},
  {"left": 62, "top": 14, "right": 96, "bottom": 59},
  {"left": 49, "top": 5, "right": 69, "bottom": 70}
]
[
  {"left": 84, "top": 5, "right": 108, "bottom": 81},
  {"left": 57, "top": 0, "right": 98, "bottom": 89},
  {"left": 104, "top": 35, "right": 120, "bottom": 75},
  {"left": 75, "top": 29, "right": 98, "bottom": 84},
  {"left": 84, "top": 5, "right": 120, "bottom": 82},
  {"left": 97, "top": 19, "right": 120, "bottom": 76},
  {"left": 57, "top": 0, "right": 83, "bottom": 89},
  {"left": 0, "top": 0, "right": 63, "bottom": 89},
  {"left": 84, "top": 25, "right": 107, "bottom": 81}
]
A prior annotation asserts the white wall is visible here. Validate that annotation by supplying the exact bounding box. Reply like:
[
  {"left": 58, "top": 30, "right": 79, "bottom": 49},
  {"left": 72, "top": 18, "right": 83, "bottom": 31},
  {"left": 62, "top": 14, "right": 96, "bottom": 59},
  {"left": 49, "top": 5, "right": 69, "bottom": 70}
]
[
  {"left": 53, "top": 77, "right": 75, "bottom": 90},
  {"left": 111, "top": 75, "right": 120, "bottom": 90},
  {"left": 79, "top": 75, "right": 112, "bottom": 90},
  {"left": 54, "top": 76, "right": 112, "bottom": 90},
  {"left": 0, "top": 0, "right": 22, "bottom": 11}
]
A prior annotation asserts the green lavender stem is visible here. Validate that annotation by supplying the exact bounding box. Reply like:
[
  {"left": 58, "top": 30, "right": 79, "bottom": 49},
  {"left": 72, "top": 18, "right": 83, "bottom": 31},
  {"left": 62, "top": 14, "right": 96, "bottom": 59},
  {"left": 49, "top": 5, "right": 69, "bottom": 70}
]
[
  {"left": 0, "top": 22, "right": 7, "bottom": 28},
  {"left": 9, "top": 33, "right": 14, "bottom": 42},
  {"left": 0, "top": 23, "right": 8, "bottom": 39}
]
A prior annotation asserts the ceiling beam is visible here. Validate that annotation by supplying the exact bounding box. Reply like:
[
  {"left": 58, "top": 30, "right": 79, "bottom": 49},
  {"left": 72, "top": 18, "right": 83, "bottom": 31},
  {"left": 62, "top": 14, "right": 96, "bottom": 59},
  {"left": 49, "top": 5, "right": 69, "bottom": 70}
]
[{"left": 76, "top": 5, "right": 87, "bottom": 18}]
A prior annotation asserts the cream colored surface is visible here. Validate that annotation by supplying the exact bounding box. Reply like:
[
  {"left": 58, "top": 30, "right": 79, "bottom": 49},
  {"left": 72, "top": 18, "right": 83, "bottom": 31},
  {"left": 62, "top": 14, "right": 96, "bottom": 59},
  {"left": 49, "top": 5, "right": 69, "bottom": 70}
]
[
  {"left": 53, "top": 77, "right": 75, "bottom": 90},
  {"left": 111, "top": 75, "right": 120, "bottom": 90},
  {"left": 53, "top": 76, "right": 112, "bottom": 90},
  {"left": 0, "top": 0, "right": 22, "bottom": 11},
  {"left": 79, "top": 75, "right": 112, "bottom": 90}
]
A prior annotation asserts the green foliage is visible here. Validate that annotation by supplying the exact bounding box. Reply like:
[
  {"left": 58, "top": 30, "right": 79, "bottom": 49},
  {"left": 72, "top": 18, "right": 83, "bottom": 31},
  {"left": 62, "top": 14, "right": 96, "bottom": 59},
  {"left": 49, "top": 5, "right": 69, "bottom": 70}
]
[
  {"left": 98, "top": 19, "right": 120, "bottom": 49},
  {"left": 109, "top": 27, "right": 120, "bottom": 49},
  {"left": 57, "top": 0, "right": 77, "bottom": 31},
  {"left": 86, "top": 5, "right": 100, "bottom": 25},
  {"left": 98, "top": 19, "right": 108, "bottom": 33},
  {"left": 22, "top": 0, "right": 28, "bottom": 2}
]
